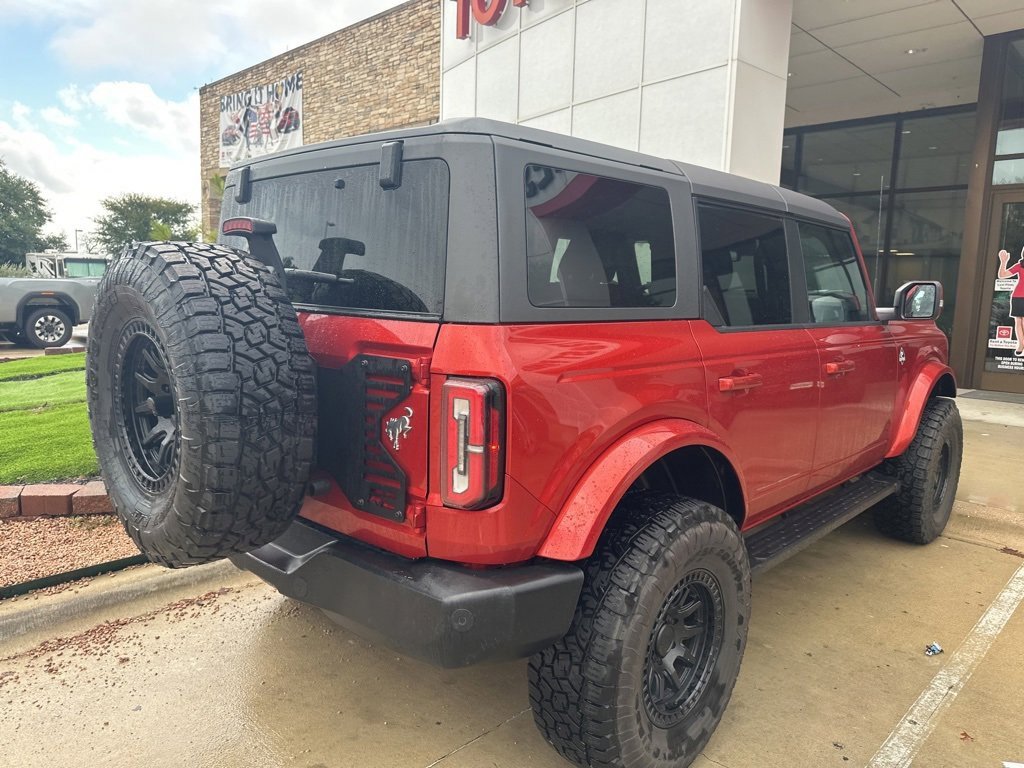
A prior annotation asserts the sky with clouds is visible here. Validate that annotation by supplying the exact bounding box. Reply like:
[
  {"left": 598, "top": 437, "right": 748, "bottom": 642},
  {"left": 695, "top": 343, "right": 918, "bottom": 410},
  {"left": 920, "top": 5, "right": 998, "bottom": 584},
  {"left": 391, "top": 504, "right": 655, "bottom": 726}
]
[{"left": 0, "top": 0, "right": 406, "bottom": 248}]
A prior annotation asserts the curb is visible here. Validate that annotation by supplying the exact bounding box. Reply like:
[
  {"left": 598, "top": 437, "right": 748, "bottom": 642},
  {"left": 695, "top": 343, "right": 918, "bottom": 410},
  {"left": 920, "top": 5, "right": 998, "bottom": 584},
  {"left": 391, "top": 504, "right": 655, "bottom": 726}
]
[
  {"left": 0, "top": 558, "right": 243, "bottom": 642},
  {"left": 0, "top": 555, "right": 148, "bottom": 601},
  {"left": 0, "top": 481, "right": 112, "bottom": 519}
]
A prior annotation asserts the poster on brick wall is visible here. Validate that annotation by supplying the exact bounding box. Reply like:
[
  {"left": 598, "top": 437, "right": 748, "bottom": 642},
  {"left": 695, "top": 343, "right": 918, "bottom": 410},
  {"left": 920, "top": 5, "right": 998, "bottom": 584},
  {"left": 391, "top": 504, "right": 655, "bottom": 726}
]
[{"left": 219, "top": 70, "right": 303, "bottom": 166}]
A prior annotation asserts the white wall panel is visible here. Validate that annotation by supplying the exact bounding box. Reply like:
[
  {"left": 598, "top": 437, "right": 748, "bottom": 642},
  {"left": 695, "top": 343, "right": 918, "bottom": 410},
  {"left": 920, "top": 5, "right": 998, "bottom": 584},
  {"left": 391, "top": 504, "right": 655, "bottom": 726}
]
[
  {"left": 643, "top": 0, "right": 733, "bottom": 82},
  {"left": 729, "top": 61, "right": 788, "bottom": 181},
  {"left": 574, "top": 0, "right": 644, "bottom": 102},
  {"left": 518, "top": 10, "right": 575, "bottom": 118},
  {"left": 478, "top": 1, "right": 522, "bottom": 48},
  {"left": 476, "top": 37, "right": 520, "bottom": 123},
  {"left": 736, "top": 0, "right": 793, "bottom": 77},
  {"left": 442, "top": 59, "right": 477, "bottom": 119},
  {"left": 640, "top": 69, "right": 729, "bottom": 168},
  {"left": 572, "top": 89, "right": 641, "bottom": 150},
  {"left": 442, "top": 1, "right": 476, "bottom": 71},
  {"left": 521, "top": 107, "right": 573, "bottom": 133},
  {"left": 440, "top": 0, "right": 794, "bottom": 184},
  {"left": 520, "top": 0, "right": 576, "bottom": 29}
]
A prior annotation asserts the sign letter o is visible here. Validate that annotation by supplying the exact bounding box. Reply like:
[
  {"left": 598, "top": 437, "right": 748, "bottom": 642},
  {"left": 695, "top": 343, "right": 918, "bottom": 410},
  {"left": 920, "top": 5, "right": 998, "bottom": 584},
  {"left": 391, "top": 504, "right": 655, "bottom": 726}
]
[{"left": 472, "top": 0, "right": 507, "bottom": 26}]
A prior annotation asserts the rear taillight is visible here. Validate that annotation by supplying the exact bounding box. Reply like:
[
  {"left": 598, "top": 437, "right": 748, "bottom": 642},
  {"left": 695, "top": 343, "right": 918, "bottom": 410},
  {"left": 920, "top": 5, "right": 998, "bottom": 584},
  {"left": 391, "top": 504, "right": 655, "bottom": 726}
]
[{"left": 441, "top": 377, "right": 505, "bottom": 510}]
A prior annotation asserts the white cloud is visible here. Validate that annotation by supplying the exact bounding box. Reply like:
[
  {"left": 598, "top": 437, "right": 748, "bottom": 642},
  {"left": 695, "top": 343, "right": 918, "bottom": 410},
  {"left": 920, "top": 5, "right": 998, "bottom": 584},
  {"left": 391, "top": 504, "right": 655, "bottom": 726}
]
[
  {"left": 57, "top": 85, "right": 87, "bottom": 112},
  {"left": 0, "top": 105, "right": 198, "bottom": 248},
  {"left": 0, "top": 0, "right": 411, "bottom": 250},
  {"left": 40, "top": 106, "right": 78, "bottom": 129},
  {"left": 86, "top": 82, "right": 198, "bottom": 153},
  {"left": 4, "top": 0, "right": 407, "bottom": 80},
  {"left": 11, "top": 102, "right": 32, "bottom": 130}
]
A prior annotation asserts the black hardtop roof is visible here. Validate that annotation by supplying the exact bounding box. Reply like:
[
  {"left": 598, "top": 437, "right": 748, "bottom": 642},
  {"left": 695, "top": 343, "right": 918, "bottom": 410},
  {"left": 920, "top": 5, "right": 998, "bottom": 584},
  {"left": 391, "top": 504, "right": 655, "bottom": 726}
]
[{"left": 236, "top": 118, "right": 848, "bottom": 229}]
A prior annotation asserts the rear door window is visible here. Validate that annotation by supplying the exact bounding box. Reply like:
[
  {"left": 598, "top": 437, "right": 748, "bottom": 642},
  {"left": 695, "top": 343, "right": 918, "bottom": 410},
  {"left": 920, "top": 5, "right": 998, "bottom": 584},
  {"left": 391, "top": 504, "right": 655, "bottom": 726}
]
[
  {"left": 220, "top": 159, "right": 449, "bottom": 315},
  {"left": 524, "top": 165, "right": 676, "bottom": 309},
  {"left": 698, "top": 204, "right": 792, "bottom": 326}
]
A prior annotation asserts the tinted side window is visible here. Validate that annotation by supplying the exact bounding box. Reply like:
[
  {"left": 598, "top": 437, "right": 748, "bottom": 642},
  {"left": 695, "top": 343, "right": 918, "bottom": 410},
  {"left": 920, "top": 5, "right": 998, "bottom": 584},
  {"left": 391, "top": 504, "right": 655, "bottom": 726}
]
[
  {"left": 799, "top": 223, "right": 870, "bottom": 323},
  {"left": 698, "top": 204, "right": 791, "bottom": 326},
  {"left": 524, "top": 165, "right": 676, "bottom": 308},
  {"left": 220, "top": 159, "right": 449, "bottom": 315}
]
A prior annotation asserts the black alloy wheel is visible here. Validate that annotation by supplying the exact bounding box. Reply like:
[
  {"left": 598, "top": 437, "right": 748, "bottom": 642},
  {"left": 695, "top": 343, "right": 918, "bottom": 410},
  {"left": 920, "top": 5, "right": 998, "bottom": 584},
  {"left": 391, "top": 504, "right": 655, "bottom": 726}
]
[
  {"left": 932, "top": 443, "right": 951, "bottom": 508},
  {"left": 87, "top": 241, "right": 317, "bottom": 568},
  {"left": 643, "top": 570, "right": 725, "bottom": 729},
  {"left": 117, "top": 320, "right": 178, "bottom": 493},
  {"left": 529, "top": 494, "right": 750, "bottom": 768},
  {"left": 874, "top": 397, "right": 962, "bottom": 545}
]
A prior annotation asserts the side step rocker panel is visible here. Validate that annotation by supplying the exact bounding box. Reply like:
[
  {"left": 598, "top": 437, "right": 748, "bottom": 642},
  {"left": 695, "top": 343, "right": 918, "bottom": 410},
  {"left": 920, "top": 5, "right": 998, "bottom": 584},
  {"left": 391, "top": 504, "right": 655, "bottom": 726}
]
[{"left": 744, "top": 474, "right": 899, "bottom": 575}]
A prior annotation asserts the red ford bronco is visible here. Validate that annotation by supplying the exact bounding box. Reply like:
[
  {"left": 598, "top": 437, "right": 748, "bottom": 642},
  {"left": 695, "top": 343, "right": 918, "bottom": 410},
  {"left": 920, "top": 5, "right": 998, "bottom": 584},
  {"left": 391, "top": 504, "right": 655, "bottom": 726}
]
[{"left": 87, "top": 119, "right": 961, "bottom": 768}]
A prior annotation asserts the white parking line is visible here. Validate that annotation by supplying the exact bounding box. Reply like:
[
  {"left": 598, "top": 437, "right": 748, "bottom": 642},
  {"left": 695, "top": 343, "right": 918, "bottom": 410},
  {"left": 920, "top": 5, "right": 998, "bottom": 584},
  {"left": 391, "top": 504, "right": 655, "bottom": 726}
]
[{"left": 869, "top": 562, "right": 1024, "bottom": 768}]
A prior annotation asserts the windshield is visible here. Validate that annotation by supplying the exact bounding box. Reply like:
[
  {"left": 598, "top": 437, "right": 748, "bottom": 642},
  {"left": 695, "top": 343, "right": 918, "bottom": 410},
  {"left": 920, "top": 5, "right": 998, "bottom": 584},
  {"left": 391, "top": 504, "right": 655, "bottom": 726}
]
[{"left": 219, "top": 158, "right": 449, "bottom": 316}]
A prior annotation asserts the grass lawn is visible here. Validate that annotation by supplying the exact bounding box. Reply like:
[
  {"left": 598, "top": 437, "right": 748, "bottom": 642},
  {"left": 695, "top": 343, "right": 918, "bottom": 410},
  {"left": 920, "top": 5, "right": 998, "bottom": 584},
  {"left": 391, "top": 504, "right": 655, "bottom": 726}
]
[
  {"left": 0, "top": 353, "right": 87, "bottom": 382},
  {"left": 0, "top": 353, "right": 98, "bottom": 484},
  {"left": 0, "top": 371, "right": 89, "bottom": 413}
]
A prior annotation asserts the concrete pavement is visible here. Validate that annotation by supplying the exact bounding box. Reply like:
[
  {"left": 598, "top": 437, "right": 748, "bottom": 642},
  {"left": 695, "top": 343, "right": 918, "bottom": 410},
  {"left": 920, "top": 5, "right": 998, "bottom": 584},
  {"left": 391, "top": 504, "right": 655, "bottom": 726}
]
[{"left": 1, "top": 395, "right": 1022, "bottom": 768}]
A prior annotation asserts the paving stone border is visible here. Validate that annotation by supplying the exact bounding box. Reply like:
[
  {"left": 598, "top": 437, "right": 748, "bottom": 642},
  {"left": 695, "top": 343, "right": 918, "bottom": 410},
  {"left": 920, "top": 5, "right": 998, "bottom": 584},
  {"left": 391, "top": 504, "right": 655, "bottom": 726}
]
[{"left": 0, "top": 482, "right": 113, "bottom": 519}]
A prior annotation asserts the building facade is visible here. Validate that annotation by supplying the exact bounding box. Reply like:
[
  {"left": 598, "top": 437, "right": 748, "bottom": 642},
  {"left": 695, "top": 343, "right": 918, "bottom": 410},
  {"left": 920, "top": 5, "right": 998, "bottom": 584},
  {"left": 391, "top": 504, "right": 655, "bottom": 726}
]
[
  {"left": 198, "top": 0, "right": 1024, "bottom": 394},
  {"left": 197, "top": 0, "right": 440, "bottom": 236}
]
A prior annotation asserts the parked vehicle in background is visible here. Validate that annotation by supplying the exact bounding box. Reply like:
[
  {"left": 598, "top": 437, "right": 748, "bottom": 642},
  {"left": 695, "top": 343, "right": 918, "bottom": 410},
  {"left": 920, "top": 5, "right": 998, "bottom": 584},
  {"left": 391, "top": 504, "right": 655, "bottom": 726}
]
[
  {"left": 0, "top": 276, "right": 99, "bottom": 348},
  {"left": 86, "top": 119, "right": 961, "bottom": 768},
  {"left": 25, "top": 252, "right": 111, "bottom": 279}
]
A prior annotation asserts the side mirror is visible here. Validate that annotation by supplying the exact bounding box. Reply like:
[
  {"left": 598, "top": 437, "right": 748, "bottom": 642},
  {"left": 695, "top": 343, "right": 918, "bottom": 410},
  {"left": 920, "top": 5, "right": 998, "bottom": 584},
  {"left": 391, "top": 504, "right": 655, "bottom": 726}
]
[{"left": 892, "top": 280, "right": 943, "bottom": 321}]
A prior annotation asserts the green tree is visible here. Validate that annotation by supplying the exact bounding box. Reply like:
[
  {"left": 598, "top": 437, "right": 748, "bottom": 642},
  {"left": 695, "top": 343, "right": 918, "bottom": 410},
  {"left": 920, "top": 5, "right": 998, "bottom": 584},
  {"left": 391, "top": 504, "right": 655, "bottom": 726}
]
[
  {"left": 92, "top": 193, "right": 199, "bottom": 256},
  {"left": 0, "top": 159, "right": 68, "bottom": 265}
]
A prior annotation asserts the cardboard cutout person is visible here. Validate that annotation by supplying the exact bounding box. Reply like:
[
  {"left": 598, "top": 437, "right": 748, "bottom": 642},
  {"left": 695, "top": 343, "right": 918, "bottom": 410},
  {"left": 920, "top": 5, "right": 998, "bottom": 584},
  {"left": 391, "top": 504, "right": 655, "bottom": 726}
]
[{"left": 997, "top": 245, "right": 1024, "bottom": 356}]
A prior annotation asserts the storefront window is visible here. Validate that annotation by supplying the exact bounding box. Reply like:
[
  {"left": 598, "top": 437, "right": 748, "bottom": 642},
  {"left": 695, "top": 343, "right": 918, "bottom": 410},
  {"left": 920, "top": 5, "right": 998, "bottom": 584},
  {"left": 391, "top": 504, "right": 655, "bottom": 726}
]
[
  {"left": 993, "top": 38, "right": 1024, "bottom": 187},
  {"left": 993, "top": 158, "right": 1024, "bottom": 185},
  {"left": 781, "top": 139, "right": 797, "bottom": 190},
  {"left": 884, "top": 190, "right": 966, "bottom": 338},
  {"left": 783, "top": 105, "right": 975, "bottom": 343},
  {"left": 800, "top": 123, "right": 894, "bottom": 196},
  {"left": 818, "top": 195, "right": 888, "bottom": 292},
  {"left": 898, "top": 112, "right": 975, "bottom": 189}
]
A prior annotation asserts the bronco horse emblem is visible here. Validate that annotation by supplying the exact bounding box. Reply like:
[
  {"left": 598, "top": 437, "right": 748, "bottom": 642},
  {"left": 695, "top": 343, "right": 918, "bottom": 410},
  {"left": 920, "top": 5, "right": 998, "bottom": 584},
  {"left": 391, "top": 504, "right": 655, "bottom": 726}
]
[{"left": 385, "top": 407, "right": 414, "bottom": 451}]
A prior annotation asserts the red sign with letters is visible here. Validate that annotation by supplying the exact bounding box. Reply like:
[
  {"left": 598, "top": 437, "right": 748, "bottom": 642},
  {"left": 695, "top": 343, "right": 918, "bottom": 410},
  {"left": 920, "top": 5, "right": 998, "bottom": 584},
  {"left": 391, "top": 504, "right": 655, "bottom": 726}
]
[{"left": 455, "top": 0, "right": 528, "bottom": 39}]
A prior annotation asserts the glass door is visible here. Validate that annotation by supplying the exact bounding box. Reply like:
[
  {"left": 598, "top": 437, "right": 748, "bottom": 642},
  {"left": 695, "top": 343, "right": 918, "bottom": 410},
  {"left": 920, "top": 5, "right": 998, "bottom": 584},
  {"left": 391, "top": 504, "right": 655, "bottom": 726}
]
[{"left": 975, "top": 190, "right": 1024, "bottom": 394}]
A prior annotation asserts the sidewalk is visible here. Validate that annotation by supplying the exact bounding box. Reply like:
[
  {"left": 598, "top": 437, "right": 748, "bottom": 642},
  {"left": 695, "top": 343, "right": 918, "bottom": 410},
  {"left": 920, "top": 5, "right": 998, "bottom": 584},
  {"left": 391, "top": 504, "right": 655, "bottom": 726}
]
[{"left": 949, "top": 389, "right": 1024, "bottom": 557}]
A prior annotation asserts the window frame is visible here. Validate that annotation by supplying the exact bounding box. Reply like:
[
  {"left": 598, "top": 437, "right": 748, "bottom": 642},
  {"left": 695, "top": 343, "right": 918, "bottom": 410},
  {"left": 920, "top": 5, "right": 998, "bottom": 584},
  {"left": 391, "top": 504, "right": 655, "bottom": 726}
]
[
  {"left": 219, "top": 141, "right": 452, "bottom": 322},
  {"left": 788, "top": 216, "right": 883, "bottom": 326},
  {"left": 794, "top": 219, "right": 873, "bottom": 325},
  {"left": 695, "top": 198, "right": 805, "bottom": 331},
  {"left": 493, "top": 138, "right": 698, "bottom": 324},
  {"left": 522, "top": 162, "right": 679, "bottom": 311},
  {"left": 695, "top": 200, "right": 884, "bottom": 331}
]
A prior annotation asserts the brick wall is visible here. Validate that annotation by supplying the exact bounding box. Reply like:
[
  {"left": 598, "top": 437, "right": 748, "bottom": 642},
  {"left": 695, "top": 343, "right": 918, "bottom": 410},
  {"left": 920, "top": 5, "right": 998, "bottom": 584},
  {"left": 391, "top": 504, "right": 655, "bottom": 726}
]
[{"left": 198, "top": 0, "right": 440, "bottom": 235}]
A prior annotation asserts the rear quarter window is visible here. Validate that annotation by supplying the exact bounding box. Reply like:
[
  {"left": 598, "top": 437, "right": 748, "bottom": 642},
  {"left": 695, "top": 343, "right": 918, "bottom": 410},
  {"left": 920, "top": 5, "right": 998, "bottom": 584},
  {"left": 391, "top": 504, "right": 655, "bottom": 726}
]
[
  {"left": 524, "top": 165, "right": 676, "bottom": 309},
  {"left": 219, "top": 159, "right": 449, "bottom": 316}
]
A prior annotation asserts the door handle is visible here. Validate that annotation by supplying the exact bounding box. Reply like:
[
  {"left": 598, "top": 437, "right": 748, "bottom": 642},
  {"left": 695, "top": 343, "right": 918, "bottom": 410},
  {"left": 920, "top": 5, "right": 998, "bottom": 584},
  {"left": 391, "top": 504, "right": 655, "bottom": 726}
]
[
  {"left": 719, "top": 373, "right": 764, "bottom": 392},
  {"left": 825, "top": 360, "right": 856, "bottom": 375}
]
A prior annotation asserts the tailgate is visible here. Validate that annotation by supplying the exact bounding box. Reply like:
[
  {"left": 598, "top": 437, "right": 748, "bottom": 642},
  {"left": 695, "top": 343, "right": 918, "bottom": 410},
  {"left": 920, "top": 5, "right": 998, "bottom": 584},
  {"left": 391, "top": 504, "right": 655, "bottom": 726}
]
[{"left": 299, "top": 313, "right": 440, "bottom": 557}]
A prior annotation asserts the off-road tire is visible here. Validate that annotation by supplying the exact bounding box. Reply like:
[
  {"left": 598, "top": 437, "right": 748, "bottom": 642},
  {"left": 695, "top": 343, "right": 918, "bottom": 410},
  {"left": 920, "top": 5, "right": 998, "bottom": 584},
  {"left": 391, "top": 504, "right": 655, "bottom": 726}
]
[
  {"left": 874, "top": 397, "right": 962, "bottom": 544},
  {"left": 24, "top": 307, "right": 73, "bottom": 348},
  {"left": 528, "top": 494, "right": 750, "bottom": 768},
  {"left": 87, "top": 241, "right": 317, "bottom": 567}
]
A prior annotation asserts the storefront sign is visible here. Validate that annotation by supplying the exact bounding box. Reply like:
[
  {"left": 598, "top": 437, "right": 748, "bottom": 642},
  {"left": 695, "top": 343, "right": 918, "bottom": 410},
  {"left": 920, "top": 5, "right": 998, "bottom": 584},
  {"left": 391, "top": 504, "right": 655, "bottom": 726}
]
[
  {"left": 455, "top": 0, "right": 528, "bottom": 39},
  {"left": 219, "top": 70, "right": 304, "bottom": 166}
]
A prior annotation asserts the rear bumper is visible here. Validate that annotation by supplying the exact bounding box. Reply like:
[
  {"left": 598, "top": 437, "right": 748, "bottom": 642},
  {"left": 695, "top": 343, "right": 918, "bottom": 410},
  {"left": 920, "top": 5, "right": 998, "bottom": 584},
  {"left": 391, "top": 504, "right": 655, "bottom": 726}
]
[{"left": 231, "top": 520, "right": 584, "bottom": 668}]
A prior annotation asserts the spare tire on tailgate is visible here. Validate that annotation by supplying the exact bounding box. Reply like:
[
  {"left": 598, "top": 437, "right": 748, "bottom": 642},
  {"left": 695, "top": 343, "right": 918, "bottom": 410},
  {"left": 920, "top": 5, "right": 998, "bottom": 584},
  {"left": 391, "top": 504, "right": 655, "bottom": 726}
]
[{"left": 87, "top": 241, "right": 317, "bottom": 568}]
